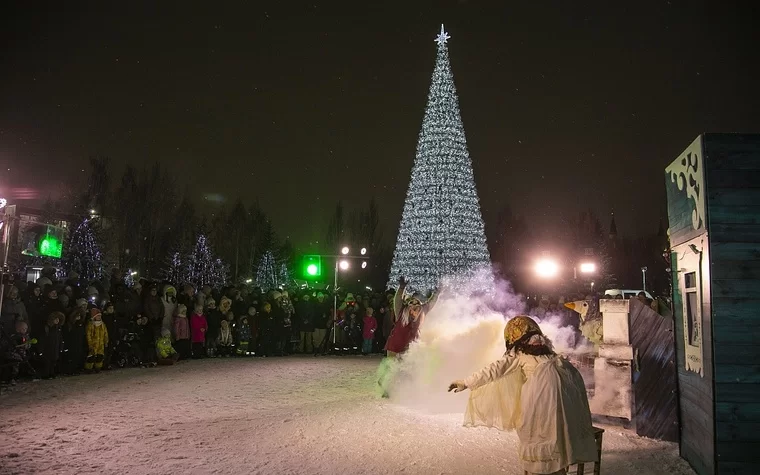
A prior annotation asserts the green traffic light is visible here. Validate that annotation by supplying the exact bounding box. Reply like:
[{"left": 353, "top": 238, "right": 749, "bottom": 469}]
[{"left": 306, "top": 264, "right": 318, "bottom": 276}]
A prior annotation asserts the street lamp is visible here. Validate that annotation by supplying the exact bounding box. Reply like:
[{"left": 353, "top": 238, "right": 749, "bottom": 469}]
[
  {"left": 641, "top": 266, "right": 648, "bottom": 291},
  {"left": 579, "top": 262, "right": 596, "bottom": 274},
  {"left": 341, "top": 246, "right": 350, "bottom": 255},
  {"left": 339, "top": 260, "right": 350, "bottom": 270},
  {"left": 360, "top": 247, "right": 367, "bottom": 255},
  {"left": 534, "top": 258, "right": 559, "bottom": 279}
]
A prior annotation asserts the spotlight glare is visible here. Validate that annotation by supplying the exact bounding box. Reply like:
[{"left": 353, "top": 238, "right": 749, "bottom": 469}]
[{"left": 534, "top": 258, "right": 559, "bottom": 278}]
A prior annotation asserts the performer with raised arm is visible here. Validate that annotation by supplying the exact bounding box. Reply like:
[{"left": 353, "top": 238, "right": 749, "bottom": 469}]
[{"left": 449, "top": 316, "right": 597, "bottom": 475}]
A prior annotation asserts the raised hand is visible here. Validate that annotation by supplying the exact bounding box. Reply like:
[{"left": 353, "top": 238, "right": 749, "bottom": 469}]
[{"left": 447, "top": 380, "right": 466, "bottom": 393}]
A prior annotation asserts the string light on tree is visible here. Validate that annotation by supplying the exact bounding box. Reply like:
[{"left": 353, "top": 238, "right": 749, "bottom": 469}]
[
  {"left": 162, "top": 250, "right": 185, "bottom": 285},
  {"left": 256, "top": 250, "right": 280, "bottom": 291},
  {"left": 185, "top": 234, "right": 229, "bottom": 289},
  {"left": 62, "top": 218, "right": 103, "bottom": 282},
  {"left": 388, "top": 25, "right": 491, "bottom": 293}
]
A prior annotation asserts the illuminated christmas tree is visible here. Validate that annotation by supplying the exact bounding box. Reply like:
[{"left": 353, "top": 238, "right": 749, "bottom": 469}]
[
  {"left": 256, "top": 250, "right": 279, "bottom": 291},
  {"left": 185, "top": 234, "right": 228, "bottom": 289},
  {"left": 62, "top": 218, "right": 103, "bottom": 282},
  {"left": 161, "top": 250, "right": 185, "bottom": 285},
  {"left": 388, "top": 25, "right": 490, "bottom": 293}
]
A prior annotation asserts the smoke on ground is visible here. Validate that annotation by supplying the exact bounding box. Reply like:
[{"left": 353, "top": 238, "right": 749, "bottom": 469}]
[{"left": 386, "top": 269, "right": 592, "bottom": 413}]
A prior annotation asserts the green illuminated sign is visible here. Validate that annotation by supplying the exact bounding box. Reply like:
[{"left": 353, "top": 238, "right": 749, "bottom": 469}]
[
  {"left": 302, "top": 255, "right": 322, "bottom": 279},
  {"left": 38, "top": 226, "right": 64, "bottom": 258}
]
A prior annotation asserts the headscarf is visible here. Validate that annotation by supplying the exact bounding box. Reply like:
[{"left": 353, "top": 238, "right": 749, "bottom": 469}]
[{"left": 503, "top": 316, "right": 542, "bottom": 346}]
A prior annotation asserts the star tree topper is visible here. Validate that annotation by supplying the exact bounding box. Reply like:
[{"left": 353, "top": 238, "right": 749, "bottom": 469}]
[{"left": 435, "top": 24, "right": 450, "bottom": 46}]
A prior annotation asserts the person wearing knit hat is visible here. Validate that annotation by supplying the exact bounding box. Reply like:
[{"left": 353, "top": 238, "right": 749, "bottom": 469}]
[
  {"left": 448, "top": 316, "right": 597, "bottom": 475},
  {"left": 85, "top": 307, "right": 109, "bottom": 372}
]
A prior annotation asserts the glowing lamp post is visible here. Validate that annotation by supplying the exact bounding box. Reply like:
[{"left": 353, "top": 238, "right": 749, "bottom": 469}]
[
  {"left": 329, "top": 247, "right": 370, "bottom": 347},
  {"left": 534, "top": 258, "right": 560, "bottom": 279}
]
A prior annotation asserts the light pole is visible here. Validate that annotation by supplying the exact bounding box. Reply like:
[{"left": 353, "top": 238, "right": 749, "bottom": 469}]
[
  {"left": 330, "top": 247, "right": 368, "bottom": 347},
  {"left": 641, "top": 266, "right": 648, "bottom": 291}
]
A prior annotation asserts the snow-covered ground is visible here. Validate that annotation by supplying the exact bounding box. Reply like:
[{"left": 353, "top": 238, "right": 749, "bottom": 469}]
[{"left": 0, "top": 357, "right": 695, "bottom": 475}]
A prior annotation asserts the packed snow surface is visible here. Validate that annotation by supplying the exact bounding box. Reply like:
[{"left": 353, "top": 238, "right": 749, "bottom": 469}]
[{"left": 0, "top": 357, "right": 695, "bottom": 475}]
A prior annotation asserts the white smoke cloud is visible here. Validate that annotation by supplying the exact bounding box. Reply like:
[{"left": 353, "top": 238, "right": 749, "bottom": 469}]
[{"left": 384, "top": 269, "right": 593, "bottom": 413}]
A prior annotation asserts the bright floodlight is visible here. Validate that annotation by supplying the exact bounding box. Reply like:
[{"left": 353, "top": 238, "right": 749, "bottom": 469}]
[
  {"left": 360, "top": 247, "right": 367, "bottom": 255},
  {"left": 534, "top": 258, "right": 559, "bottom": 278},
  {"left": 361, "top": 261, "right": 367, "bottom": 269},
  {"left": 341, "top": 246, "right": 350, "bottom": 255},
  {"left": 339, "top": 260, "right": 350, "bottom": 270},
  {"left": 580, "top": 262, "right": 596, "bottom": 274}
]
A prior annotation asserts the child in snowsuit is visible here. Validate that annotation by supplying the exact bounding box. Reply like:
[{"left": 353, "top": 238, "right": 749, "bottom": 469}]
[
  {"left": 190, "top": 304, "right": 208, "bottom": 359},
  {"left": 362, "top": 307, "right": 377, "bottom": 355},
  {"left": 85, "top": 308, "right": 108, "bottom": 372},
  {"left": 236, "top": 315, "right": 252, "bottom": 356},
  {"left": 38, "top": 311, "right": 63, "bottom": 379},
  {"left": 217, "top": 319, "right": 234, "bottom": 357},
  {"left": 156, "top": 328, "right": 179, "bottom": 365},
  {"left": 173, "top": 304, "right": 190, "bottom": 359}
]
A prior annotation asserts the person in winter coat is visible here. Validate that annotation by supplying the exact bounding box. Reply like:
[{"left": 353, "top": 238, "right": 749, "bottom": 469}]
[
  {"left": 1, "top": 320, "right": 34, "bottom": 384},
  {"left": 177, "top": 284, "right": 195, "bottom": 314},
  {"left": 236, "top": 315, "right": 252, "bottom": 356},
  {"left": 206, "top": 297, "right": 224, "bottom": 357},
  {"left": 312, "top": 293, "right": 330, "bottom": 355},
  {"left": 257, "top": 302, "right": 274, "bottom": 356},
  {"left": 173, "top": 304, "right": 191, "bottom": 359},
  {"left": 279, "top": 291, "right": 295, "bottom": 355},
  {"left": 1, "top": 286, "right": 29, "bottom": 335},
  {"left": 190, "top": 304, "right": 208, "bottom": 359},
  {"left": 296, "top": 293, "right": 316, "bottom": 354},
  {"left": 85, "top": 308, "right": 108, "bottom": 372},
  {"left": 155, "top": 328, "right": 179, "bottom": 365},
  {"left": 37, "top": 311, "right": 63, "bottom": 379},
  {"left": 37, "top": 287, "right": 63, "bottom": 338},
  {"left": 217, "top": 319, "right": 234, "bottom": 357},
  {"left": 62, "top": 307, "right": 86, "bottom": 374},
  {"left": 143, "top": 284, "right": 164, "bottom": 337},
  {"left": 22, "top": 284, "right": 44, "bottom": 334},
  {"left": 448, "top": 316, "right": 598, "bottom": 475},
  {"left": 101, "top": 301, "right": 118, "bottom": 369},
  {"left": 384, "top": 276, "right": 438, "bottom": 358},
  {"left": 362, "top": 307, "right": 377, "bottom": 355},
  {"left": 161, "top": 285, "right": 177, "bottom": 334}
]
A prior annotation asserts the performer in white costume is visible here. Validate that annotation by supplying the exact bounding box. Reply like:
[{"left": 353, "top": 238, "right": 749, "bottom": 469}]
[{"left": 449, "top": 316, "right": 597, "bottom": 475}]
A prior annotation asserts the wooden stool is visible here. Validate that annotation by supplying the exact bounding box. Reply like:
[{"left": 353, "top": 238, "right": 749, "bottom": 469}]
[{"left": 523, "top": 427, "right": 604, "bottom": 475}]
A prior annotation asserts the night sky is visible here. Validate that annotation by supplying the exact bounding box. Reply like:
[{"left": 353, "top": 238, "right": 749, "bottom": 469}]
[{"left": 2, "top": 1, "right": 758, "bottom": 251}]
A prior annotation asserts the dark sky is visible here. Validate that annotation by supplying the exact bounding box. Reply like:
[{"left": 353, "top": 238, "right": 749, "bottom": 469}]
[{"left": 1, "top": 1, "right": 758, "bottom": 251}]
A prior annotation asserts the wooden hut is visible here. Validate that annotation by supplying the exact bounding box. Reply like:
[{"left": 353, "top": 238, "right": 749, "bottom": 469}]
[{"left": 665, "top": 134, "right": 760, "bottom": 475}]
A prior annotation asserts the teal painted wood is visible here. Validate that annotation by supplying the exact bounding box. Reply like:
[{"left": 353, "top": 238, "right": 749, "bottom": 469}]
[
  {"left": 714, "top": 383, "right": 760, "bottom": 404},
  {"left": 713, "top": 345, "right": 760, "bottom": 365},
  {"left": 713, "top": 365, "right": 760, "bottom": 384},
  {"left": 703, "top": 134, "right": 760, "bottom": 474},
  {"left": 715, "top": 421, "right": 760, "bottom": 442}
]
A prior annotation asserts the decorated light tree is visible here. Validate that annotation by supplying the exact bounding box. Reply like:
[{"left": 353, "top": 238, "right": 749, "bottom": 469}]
[
  {"left": 256, "top": 250, "right": 279, "bottom": 291},
  {"left": 388, "top": 25, "right": 490, "bottom": 293},
  {"left": 185, "top": 234, "right": 228, "bottom": 289},
  {"left": 62, "top": 218, "right": 103, "bottom": 282},
  {"left": 161, "top": 250, "right": 185, "bottom": 286},
  {"left": 279, "top": 262, "right": 291, "bottom": 288}
]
